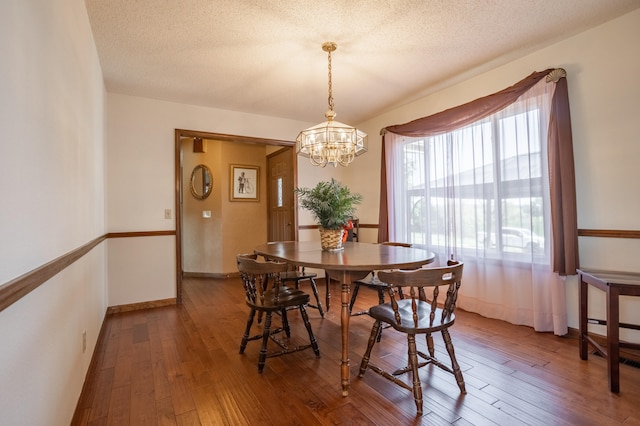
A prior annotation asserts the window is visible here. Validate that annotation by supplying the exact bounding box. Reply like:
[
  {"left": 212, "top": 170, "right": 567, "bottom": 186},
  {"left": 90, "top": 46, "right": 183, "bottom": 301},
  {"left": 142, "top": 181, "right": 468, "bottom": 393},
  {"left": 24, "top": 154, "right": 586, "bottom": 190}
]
[{"left": 389, "top": 92, "right": 550, "bottom": 264}]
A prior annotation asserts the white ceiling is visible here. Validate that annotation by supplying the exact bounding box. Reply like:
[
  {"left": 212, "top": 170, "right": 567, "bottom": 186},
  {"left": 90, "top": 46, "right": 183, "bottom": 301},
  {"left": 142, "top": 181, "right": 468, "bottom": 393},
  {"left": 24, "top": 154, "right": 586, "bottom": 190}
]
[{"left": 85, "top": 0, "right": 639, "bottom": 125}]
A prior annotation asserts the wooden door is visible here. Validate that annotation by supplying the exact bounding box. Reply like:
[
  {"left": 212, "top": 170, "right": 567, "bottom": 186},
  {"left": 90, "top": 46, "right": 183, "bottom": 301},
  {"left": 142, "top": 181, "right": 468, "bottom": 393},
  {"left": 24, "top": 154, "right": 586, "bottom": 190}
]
[{"left": 267, "top": 147, "right": 296, "bottom": 242}]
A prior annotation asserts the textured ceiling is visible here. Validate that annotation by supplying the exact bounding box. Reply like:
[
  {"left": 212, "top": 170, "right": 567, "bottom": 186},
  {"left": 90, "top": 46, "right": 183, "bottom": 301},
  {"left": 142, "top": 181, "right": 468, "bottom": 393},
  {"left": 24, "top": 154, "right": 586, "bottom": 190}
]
[{"left": 85, "top": 0, "right": 640, "bottom": 125}]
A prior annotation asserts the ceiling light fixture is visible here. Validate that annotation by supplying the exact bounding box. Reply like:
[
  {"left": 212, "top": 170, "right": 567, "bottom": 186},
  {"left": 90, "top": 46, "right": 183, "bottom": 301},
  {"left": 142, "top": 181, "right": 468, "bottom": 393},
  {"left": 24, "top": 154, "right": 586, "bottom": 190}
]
[{"left": 296, "top": 42, "right": 367, "bottom": 167}]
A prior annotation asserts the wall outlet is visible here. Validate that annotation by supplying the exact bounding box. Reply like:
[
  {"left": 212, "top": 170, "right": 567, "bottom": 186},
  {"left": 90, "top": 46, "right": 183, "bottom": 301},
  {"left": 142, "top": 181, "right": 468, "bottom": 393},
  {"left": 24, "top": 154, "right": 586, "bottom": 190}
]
[
  {"left": 164, "top": 209, "right": 172, "bottom": 219},
  {"left": 82, "top": 330, "right": 87, "bottom": 353}
]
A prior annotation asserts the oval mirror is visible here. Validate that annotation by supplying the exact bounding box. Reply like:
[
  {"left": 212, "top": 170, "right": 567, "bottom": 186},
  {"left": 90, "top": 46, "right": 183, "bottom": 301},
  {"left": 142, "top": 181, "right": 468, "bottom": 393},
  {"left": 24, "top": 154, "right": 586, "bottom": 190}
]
[{"left": 190, "top": 164, "right": 212, "bottom": 200}]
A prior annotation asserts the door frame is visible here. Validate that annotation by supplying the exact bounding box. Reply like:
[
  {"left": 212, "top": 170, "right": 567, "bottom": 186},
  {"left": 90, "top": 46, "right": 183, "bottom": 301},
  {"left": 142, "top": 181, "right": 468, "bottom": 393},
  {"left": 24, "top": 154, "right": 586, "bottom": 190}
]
[{"left": 174, "top": 129, "right": 296, "bottom": 303}]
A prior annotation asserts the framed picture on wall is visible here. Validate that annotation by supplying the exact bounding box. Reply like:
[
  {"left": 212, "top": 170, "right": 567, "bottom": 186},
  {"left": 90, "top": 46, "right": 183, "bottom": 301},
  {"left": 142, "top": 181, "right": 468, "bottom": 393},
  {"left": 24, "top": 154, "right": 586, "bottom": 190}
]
[{"left": 230, "top": 164, "right": 259, "bottom": 201}]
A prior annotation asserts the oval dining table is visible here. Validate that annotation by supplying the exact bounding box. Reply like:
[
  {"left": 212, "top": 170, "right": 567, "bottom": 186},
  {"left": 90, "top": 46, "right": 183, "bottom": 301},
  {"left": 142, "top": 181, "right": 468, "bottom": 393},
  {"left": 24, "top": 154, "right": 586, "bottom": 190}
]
[{"left": 254, "top": 240, "right": 435, "bottom": 396}]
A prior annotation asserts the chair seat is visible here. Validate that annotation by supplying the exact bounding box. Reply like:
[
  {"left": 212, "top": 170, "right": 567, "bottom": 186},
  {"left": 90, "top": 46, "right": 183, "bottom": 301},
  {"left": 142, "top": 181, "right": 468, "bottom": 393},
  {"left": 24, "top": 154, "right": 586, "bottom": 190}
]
[
  {"left": 280, "top": 269, "right": 324, "bottom": 318},
  {"left": 353, "top": 275, "right": 388, "bottom": 289},
  {"left": 281, "top": 270, "right": 318, "bottom": 281},
  {"left": 369, "top": 300, "right": 456, "bottom": 333},
  {"left": 350, "top": 275, "right": 403, "bottom": 318},
  {"left": 246, "top": 287, "right": 311, "bottom": 311}
]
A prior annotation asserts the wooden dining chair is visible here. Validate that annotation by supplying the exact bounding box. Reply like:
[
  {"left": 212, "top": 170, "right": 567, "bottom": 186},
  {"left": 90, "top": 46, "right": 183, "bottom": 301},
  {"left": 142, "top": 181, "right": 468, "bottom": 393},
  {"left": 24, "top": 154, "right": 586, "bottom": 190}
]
[
  {"left": 349, "top": 242, "right": 412, "bottom": 316},
  {"left": 358, "top": 261, "right": 465, "bottom": 415},
  {"left": 237, "top": 254, "right": 320, "bottom": 373}
]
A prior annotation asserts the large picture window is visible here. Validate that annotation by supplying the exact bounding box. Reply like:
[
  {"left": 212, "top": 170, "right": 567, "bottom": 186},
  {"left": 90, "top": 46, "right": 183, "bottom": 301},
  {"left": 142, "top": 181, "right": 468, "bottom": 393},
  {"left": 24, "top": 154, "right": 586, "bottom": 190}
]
[
  {"left": 391, "top": 104, "right": 549, "bottom": 264},
  {"left": 380, "top": 70, "right": 577, "bottom": 335}
]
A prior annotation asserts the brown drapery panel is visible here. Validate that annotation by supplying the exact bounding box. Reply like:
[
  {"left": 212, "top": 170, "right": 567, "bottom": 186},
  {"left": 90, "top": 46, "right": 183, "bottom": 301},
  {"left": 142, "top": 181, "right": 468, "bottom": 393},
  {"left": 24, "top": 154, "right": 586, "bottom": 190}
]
[
  {"left": 377, "top": 141, "right": 389, "bottom": 243},
  {"left": 379, "top": 69, "right": 578, "bottom": 275},
  {"left": 548, "top": 77, "right": 579, "bottom": 274}
]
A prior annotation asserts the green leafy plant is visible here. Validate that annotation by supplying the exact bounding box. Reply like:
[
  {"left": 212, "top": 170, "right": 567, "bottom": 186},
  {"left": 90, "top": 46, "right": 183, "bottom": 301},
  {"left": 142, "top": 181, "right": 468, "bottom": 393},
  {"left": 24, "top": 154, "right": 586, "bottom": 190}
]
[{"left": 295, "top": 178, "right": 362, "bottom": 230}]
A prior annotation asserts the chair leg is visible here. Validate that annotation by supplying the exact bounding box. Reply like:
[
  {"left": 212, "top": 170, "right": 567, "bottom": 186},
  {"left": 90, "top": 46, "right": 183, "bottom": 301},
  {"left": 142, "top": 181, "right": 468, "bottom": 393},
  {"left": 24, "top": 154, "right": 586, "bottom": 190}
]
[
  {"left": 376, "top": 325, "right": 384, "bottom": 343},
  {"left": 324, "top": 275, "right": 332, "bottom": 312},
  {"left": 442, "top": 329, "right": 466, "bottom": 393},
  {"left": 307, "top": 277, "right": 325, "bottom": 318},
  {"left": 349, "top": 282, "right": 360, "bottom": 313},
  {"left": 425, "top": 332, "right": 435, "bottom": 357},
  {"left": 373, "top": 288, "right": 387, "bottom": 342},
  {"left": 359, "top": 320, "right": 382, "bottom": 377},
  {"left": 407, "top": 334, "right": 424, "bottom": 415},
  {"left": 281, "top": 308, "right": 291, "bottom": 338},
  {"left": 299, "top": 305, "right": 321, "bottom": 357},
  {"left": 258, "top": 312, "right": 273, "bottom": 373},
  {"left": 240, "top": 309, "right": 256, "bottom": 354}
]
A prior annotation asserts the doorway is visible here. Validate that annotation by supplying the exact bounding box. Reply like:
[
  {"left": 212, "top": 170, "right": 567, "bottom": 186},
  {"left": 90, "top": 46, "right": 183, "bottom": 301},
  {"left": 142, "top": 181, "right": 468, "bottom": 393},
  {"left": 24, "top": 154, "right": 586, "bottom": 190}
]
[{"left": 174, "top": 129, "right": 296, "bottom": 303}]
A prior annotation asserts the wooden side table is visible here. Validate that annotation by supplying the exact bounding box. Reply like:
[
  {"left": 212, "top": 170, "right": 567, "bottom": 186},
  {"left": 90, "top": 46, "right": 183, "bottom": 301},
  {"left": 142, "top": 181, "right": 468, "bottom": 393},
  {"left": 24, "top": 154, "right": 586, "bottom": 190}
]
[{"left": 578, "top": 268, "right": 640, "bottom": 392}]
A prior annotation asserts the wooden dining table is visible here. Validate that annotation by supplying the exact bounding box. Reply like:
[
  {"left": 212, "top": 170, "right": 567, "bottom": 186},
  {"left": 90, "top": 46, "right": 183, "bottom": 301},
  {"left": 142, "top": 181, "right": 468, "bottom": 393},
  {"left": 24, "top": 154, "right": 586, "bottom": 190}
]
[{"left": 254, "top": 240, "right": 435, "bottom": 396}]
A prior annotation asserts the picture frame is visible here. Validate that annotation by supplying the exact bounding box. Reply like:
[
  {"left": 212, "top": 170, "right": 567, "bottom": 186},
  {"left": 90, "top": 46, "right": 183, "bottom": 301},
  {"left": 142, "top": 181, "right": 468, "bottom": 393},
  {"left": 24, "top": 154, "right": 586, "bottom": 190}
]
[{"left": 230, "top": 164, "right": 259, "bottom": 201}]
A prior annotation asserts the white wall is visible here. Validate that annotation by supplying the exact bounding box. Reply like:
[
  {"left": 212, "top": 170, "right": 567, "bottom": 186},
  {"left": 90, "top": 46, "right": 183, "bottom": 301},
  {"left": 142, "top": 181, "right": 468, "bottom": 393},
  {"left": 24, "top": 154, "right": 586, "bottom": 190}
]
[
  {"left": 350, "top": 9, "right": 640, "bottom": 336},
  {"left": 0, "top": 0, "right": 107, "bottom": 424}
]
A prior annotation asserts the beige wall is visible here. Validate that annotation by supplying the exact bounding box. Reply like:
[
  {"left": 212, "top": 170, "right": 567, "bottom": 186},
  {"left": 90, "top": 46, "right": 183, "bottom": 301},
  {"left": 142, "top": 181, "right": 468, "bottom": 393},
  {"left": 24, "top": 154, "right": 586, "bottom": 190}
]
[
  {"left": 182, "top": 139, "right": 224, "bottom": 274},
  {"left": 182, "top": 139, "right": 269, "bottom": 275},
  {"left": 0, "top": 0, "right": 107, "bottom": 424},
  {"left": 220, "top": 143, "right": 269, "bottom": 272}
]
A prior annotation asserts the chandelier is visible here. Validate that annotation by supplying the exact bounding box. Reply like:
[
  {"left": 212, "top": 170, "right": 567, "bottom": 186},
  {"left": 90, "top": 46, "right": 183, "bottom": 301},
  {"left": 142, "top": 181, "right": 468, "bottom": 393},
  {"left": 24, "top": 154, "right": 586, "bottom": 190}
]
[{"left": 296, "top": 42, "right": 367, "bottom": 167}]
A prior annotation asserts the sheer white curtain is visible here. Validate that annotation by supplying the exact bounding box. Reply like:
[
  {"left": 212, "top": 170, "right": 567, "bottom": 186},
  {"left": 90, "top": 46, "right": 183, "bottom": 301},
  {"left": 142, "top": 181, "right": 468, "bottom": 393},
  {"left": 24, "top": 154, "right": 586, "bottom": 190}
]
[{"left": 386, "top": 79, "right": 567, "bottom": 335}]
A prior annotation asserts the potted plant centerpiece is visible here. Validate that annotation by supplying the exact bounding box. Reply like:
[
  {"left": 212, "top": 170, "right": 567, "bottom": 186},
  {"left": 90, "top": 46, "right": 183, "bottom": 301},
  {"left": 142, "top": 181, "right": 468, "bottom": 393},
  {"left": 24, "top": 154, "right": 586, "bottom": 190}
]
[{"left": 295, "top": 178, "right": 362, "bottom": 251}]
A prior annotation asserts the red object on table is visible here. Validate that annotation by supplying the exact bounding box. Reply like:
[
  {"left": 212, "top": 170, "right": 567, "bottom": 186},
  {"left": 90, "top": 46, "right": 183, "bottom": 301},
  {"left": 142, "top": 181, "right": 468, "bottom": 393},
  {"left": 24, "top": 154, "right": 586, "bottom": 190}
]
[{"left": 342, "top": 220, "right": 353, "bottom": 242}]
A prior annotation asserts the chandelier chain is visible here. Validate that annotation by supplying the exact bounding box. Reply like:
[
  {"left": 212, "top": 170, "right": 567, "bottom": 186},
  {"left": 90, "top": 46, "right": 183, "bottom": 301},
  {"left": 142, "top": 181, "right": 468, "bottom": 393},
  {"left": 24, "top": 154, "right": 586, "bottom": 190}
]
[{"left": 327, "top": 49, "right": 334, "bottom": 113}]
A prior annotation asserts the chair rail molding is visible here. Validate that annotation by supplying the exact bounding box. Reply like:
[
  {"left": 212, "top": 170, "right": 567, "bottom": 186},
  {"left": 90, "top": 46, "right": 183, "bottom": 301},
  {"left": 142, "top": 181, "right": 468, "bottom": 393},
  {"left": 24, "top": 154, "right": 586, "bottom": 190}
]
[
  {"left": 577, "top": 229, "right": 640, "bottom": 239},
  {"left": 0, "top": 230, "right": 176, "bottom": 313}
]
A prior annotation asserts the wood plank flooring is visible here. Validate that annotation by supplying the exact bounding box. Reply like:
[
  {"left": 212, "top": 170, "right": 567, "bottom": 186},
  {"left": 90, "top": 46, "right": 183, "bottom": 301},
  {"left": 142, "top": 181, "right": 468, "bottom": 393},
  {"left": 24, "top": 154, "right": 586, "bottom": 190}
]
[{"left": 73, "top": 277, "right": 640, "bottom": 425}]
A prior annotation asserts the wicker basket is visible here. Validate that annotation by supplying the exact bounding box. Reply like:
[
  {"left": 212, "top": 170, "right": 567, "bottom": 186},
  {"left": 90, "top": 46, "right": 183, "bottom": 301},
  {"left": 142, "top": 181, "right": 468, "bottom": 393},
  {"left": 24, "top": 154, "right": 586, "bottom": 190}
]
[{"left": 319, "top": 228, "right": 345, "bottom": 251}]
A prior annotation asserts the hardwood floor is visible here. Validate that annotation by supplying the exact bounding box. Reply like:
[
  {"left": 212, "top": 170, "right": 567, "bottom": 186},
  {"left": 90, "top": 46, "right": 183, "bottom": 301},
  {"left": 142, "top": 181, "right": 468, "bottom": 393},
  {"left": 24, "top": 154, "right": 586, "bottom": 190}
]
[{"left": 73, "top": 277, "right": 640, "bottom": 425}]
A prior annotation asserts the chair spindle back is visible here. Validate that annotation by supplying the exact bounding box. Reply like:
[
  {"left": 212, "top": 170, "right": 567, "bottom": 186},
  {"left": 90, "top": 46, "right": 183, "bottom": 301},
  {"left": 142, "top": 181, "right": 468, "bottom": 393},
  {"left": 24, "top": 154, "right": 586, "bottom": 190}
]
[{"left": 378, "top": 261, "right": 463, "bottom": 328}]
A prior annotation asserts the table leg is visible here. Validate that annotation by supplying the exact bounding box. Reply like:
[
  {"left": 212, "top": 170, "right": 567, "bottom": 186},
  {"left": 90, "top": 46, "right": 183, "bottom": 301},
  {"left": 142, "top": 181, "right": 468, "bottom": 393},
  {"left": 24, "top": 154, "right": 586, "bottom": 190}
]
[
  {"left": 325, "top": 274, "right": 331, "bottom": 311},
  {"left": 579, "top": 274, "right": 588, "bottom": 360},
  {"left": 325, "top": 270, "right": 352, "bottom": 395},
  {"left": 340, "top": 275, "right": 351, "bottom": 396},
  {"left": 607, "top": 287, "right": 620, "bottom": 393},
  {"left": 325, "top": 269, "right": 377, "bottom": 397}
]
